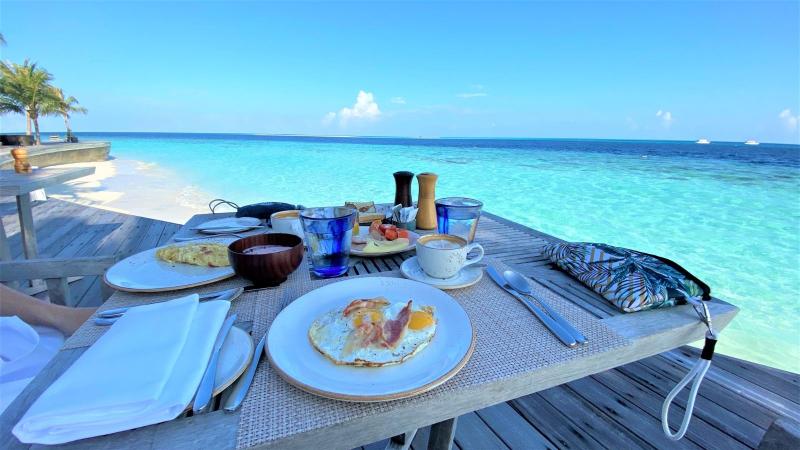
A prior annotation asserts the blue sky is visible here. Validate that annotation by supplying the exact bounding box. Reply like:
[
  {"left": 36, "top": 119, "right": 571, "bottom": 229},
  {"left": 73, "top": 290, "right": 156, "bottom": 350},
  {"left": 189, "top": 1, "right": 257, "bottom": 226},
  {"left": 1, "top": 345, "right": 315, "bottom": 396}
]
[{"left": 1, "top": 1, "right": 799, "bottom": 143}]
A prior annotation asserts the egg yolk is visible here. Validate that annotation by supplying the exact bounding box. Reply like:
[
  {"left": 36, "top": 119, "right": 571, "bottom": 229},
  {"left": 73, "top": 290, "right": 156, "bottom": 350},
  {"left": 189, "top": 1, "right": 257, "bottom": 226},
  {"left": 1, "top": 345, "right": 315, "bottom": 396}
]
[
  {"left": 353, "top": 310, "right": 382, "bottom": 327},
  {"left": 409, "top": 311, "right": 434, "bottom": 330}
]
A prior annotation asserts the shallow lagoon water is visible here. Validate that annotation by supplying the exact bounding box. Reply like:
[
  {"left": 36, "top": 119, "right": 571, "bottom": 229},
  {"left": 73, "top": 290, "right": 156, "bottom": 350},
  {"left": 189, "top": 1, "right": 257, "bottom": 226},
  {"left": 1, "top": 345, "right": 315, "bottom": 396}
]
[{"left": 82, "top": 133, "right": 800, "bottom": 373}]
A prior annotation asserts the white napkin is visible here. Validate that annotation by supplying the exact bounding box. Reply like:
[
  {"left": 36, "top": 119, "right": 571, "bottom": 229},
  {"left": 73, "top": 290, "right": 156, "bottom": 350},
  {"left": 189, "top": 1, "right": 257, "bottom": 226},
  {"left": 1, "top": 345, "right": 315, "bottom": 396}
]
[
  {"left": 13, "top": 295, "right": 230, "bottom": 445},
  {"left": 0, "top": 316, "right": 40, "bottom": 364}
]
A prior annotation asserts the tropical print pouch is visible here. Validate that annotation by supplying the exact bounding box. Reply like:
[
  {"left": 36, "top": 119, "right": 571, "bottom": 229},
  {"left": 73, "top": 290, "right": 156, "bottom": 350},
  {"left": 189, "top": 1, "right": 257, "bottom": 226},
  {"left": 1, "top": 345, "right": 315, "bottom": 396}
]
[{"left": 544, "top": 242, "right": 711, "bottom": 313}]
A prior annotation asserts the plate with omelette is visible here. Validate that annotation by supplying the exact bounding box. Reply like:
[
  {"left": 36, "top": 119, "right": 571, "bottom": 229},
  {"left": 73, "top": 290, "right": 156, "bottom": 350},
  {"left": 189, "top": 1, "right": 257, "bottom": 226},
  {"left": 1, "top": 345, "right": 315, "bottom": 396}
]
[
  {"left": 267, "top": 277, "right": 475, "bottom": 401},
  {"left": 104, "top": 237, "right": 237, "bottom": 292}
]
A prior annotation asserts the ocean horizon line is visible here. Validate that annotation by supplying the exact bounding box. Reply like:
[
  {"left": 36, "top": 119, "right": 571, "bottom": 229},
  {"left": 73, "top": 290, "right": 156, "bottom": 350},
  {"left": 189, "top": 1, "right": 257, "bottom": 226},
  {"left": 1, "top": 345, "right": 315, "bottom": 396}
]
[{"left": 20, "top": 131, "right": 800, "bottom": 147}]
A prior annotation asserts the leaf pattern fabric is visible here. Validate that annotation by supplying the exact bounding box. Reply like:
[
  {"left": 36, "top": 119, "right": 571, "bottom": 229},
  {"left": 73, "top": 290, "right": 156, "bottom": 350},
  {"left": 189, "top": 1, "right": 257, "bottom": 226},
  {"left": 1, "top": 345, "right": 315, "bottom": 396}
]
[{"left": 544, "top": 242, "right": 706, "bottom": 313}]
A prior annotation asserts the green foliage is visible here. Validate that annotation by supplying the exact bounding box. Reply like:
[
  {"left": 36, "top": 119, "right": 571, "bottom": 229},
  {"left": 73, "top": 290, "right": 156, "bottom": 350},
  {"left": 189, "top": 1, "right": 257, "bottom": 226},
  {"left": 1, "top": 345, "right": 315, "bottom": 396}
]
[{"left": 0, "top": 58, "right": 87, "bottom": 143}]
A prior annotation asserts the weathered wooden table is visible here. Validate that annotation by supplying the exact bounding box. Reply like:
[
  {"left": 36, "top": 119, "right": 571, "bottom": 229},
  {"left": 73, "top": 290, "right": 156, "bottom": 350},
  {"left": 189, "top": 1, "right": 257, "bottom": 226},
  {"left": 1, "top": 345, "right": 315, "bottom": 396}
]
[
  {"left": 0, "top": 211, "right": 739, "bottom": 450},
  {"left": 0, "top": 167, "right": 95, "bottom": 261}
]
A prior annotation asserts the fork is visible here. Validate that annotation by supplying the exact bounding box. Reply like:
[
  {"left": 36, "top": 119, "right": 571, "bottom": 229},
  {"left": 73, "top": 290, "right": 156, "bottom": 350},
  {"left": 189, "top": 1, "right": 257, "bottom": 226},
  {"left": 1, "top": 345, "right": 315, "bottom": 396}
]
[
  {"left": 94, "top": 287, "right": 243, "bottom": 325},
  {"left": 173, "top": 233, "right": 245, "bottom": 242}
]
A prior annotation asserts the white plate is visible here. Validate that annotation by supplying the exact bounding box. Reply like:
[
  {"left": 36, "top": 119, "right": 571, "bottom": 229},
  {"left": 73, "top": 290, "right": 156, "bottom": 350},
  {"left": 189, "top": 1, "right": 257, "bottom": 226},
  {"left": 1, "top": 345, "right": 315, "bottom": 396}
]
[
  {"left": 267, "top": 277, "right": 475, "bottom": 402},
  {"left": 214, "top": 326, "right": 254, "bottom": 395},
  {"left": 196, "top": 217, "right": 261, "bottom": 234},
  {"left": 400, "top": 256, "right": 483, "bottom": 290},
  {"left": 104, "top": 238, "right": 237, "bottom": 292},
  {"left": 183, "top": 326, "right": 253, "bottom": 411},
  {"left": 350, "top": 227, "right": 419, "bottom": 257}
]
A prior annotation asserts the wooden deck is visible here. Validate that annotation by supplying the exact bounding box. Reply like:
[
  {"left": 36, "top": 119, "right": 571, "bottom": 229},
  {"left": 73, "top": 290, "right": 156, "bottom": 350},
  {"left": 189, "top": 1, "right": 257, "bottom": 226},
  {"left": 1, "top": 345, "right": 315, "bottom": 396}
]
[
  {"left": 2, "top": 198, "right": 798, "bottom": 449},
  {"left": 0, "top": 196, "right": 180, "bottom": 307}
]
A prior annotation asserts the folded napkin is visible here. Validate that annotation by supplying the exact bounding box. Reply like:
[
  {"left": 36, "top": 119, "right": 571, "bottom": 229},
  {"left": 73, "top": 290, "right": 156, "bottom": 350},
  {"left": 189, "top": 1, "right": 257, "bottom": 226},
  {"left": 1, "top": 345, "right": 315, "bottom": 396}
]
[{"left": 13, "top": 295, "right": 230, "bottom": 445}]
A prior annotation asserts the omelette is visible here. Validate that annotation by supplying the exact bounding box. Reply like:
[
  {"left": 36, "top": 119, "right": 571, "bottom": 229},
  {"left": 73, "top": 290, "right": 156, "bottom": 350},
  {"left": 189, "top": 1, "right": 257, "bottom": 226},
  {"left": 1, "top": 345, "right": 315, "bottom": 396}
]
[
  {"left": 155, "top": 243, "right": 230, "bottom": 267},
  {"left": 308, "top": 297, "right": 437, "bottom": 367}
]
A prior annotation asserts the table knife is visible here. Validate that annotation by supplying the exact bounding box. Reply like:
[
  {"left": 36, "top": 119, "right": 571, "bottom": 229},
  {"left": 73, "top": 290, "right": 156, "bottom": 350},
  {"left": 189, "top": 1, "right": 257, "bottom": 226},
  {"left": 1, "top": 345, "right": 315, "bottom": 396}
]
[
  {"left": 222, "top": 332, "right": 267, "bottom": 412},
  {"left": 486, "top": 267, "right": 577, "bottom": 348},
  {"left": 524, "top": 289, "right": 587, "bottom": 345},
  {"left": 97, "top": 287, "right": 243, "bottom": 319},
  {"left": 193, "top": 314, "right": 237, "bottom": 413}
]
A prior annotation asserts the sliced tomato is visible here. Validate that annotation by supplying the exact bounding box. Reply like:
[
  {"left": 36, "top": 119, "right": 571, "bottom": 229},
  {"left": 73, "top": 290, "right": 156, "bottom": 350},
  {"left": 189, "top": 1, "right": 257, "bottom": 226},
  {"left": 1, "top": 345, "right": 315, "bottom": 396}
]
[
  {"left": 384, "top": 229, "right": 399, "bottom": 241},
  {"left": 397, "top": 229, "right": 409, "bottom": 239},
  {"left": 378, "top": 224, "right": 395, "bottom": 234}
]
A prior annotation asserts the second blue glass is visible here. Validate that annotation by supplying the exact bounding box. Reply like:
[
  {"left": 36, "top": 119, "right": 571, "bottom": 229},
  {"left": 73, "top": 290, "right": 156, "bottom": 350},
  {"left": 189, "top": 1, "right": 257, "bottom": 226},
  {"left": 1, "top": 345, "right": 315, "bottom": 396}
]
[
  {"left": 435, "top": 197, "right": 483, "bottom": 243},
  {"left": 300, "top": 206, "right": 357, "bottom": 278}
]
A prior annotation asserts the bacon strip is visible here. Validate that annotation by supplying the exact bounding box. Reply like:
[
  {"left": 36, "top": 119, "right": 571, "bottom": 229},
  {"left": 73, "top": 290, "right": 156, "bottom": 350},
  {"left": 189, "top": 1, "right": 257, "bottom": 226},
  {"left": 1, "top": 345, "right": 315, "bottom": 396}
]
[
  {"left": 343, "top": 297, "right": 390, "bottom": 316},
  {"left": 343, "top": 322, "right": 384, "bottom": 356},
  {"left": 383, "top": 300, "right": 412, "bottom": 348}
]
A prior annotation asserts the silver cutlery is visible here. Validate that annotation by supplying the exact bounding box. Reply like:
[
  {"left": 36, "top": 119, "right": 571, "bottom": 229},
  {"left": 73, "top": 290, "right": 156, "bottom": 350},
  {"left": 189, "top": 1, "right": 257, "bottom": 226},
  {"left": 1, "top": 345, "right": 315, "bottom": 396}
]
[
  {"left": 503, "top": 270, "right": 587, "bottom": 345},
  {"left": 193, "top": 314, "right": 238, "bottom": 414},
  {"left": 95, "top": 287, "right": 244, "bottom": 323},
  {"left": 223, "top": 332, "right": 267, "bottom": 412},
  {"left": 173, "top": 233, "right": 245, "bottom": 242},
  {"left": 190, "top": 225, "right": 264, "bottom": 231},
  {"left": 486, "top": 267, "right": 577, "bottom": 348}
]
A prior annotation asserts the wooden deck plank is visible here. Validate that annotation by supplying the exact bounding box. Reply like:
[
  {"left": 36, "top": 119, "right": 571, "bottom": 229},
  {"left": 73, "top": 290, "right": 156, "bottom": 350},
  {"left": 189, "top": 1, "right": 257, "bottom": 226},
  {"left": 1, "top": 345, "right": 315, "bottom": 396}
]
[
  {"left": 615, "top": 360, "right": 766, "bottom": 447},
  {"left": 475, "top": 402, "right": 554, "bottom": 449},
  {"left": 513, "top": 388, "right": 655, "bottom": 450},
  {"left": 661, "top": 350, "right": 800, "bottom": 423},
  {"left": 590, "top": 365, "right": 755, "bottom": 449},
  {"left": 676, "top": 347, "right": 800, "bottom": 406},
  {"left": 566, "top": 376, "right": 703, "bottom": 449},
  {"left": 6, "top": 200, "right": 92, "bottom": 258},
  {"left": 633, "top": 356, "right": 777, "bottom": 430},
  {"left": 453, "top": 412, "right": 509, "bottom": 450},
  {"left": 1, "top": 199, "right": 177, "bottom": 307}
]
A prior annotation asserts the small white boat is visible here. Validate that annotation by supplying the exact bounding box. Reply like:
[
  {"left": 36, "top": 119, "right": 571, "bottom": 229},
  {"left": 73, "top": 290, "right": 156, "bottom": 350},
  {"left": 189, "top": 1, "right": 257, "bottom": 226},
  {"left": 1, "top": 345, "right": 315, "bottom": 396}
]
[
  {"left": 744, "top": 139, "right": 759, "bottom": 146},
  {"left": 696, "top": 138, "right": 711, "bottom": 144},
  {"left": 48, "top": 135, "right": 61, "bottom": 142}
]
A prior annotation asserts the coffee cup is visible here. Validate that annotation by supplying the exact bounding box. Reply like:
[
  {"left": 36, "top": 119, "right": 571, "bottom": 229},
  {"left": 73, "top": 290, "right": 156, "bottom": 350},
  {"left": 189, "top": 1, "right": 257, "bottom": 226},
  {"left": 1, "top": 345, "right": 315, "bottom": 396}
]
[
  {"left": 415, "top": 234, "right": 484, "bottom": 279},
  {"left": 270, "top": 210, "right": 303, "bottom": 238}
]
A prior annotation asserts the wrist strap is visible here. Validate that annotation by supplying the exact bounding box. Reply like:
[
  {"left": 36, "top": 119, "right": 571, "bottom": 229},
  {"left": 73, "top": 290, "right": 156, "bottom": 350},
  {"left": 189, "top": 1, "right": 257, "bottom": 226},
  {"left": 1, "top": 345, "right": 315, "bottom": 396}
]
[
  {"left": 662, "top": 296, "right": 716, "bottom": 441},
  {"left": 662, "top": 336, "right": 715, "bottom": 440}
]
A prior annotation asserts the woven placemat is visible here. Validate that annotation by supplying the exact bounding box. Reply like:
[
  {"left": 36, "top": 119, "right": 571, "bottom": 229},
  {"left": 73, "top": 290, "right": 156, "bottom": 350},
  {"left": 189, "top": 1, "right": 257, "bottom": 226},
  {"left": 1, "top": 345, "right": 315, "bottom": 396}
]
[
  {"left": 235, "top": 258, "right": 630, "bottom": 449},
  {"left": 62, "top": 255, "right": 314, "bottom": 350}
]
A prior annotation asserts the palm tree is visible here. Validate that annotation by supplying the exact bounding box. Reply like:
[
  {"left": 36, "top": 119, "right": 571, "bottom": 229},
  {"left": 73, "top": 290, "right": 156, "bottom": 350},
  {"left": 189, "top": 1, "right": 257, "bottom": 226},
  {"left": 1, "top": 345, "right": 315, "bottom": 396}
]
[
  {"left": 45, "top": 88, "right": 87, "bottom": 141},
  {"left": 0, "top": 60, "right": 57, "bottom": 145}
]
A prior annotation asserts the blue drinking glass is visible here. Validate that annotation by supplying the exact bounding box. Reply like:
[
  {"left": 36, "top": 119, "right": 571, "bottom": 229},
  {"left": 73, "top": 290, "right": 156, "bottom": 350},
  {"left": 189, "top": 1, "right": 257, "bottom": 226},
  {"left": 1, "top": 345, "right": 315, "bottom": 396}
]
[
  {"left": 435, "top": 197, "right": 483, "bottom": 243},
  {"left": 300, "top": 206, "right": 357, "bottom": 278}
]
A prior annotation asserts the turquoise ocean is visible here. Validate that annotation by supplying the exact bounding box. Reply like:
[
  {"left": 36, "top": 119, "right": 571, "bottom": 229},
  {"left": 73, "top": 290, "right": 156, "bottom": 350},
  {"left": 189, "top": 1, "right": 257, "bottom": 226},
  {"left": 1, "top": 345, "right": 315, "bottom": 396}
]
[{"left": 79, "top": 133, "right": 800, "bottom": 373}]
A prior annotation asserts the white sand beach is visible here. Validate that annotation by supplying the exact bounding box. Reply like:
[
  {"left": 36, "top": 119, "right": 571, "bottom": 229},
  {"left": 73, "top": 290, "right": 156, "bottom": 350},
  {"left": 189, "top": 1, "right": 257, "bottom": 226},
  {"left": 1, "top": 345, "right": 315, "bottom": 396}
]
[{"left": 42, "top": 159, "right": 216, "bottom": 224}]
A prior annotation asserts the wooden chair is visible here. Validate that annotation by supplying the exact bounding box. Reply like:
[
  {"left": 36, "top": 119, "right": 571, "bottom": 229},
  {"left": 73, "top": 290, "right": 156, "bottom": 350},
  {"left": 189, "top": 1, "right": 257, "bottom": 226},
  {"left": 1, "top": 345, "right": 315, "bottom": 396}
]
[{"left": 0, "top": 255, "right": 117, "bottom": 306}]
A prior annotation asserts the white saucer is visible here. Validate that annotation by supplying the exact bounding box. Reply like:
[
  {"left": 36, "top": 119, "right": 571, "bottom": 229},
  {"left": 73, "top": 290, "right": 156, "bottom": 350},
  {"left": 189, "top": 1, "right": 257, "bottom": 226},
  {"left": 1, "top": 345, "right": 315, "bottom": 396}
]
[{"left": 400, "top": 256, "right": 483, "bottom": 290}]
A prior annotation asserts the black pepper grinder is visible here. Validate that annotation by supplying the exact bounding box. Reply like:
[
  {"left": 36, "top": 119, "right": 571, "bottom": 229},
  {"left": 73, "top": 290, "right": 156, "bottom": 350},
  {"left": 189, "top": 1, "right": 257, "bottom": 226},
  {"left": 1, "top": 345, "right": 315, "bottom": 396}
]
[{"left": 393, "top": 171, "right": 414, "bottom": 207}]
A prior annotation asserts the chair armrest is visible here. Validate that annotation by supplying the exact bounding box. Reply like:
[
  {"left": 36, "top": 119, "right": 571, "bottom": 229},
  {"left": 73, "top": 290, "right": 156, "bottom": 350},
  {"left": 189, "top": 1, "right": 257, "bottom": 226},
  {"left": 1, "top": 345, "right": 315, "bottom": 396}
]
[{"left": 0, "top": 255, "right": 118, "bottom": 282}]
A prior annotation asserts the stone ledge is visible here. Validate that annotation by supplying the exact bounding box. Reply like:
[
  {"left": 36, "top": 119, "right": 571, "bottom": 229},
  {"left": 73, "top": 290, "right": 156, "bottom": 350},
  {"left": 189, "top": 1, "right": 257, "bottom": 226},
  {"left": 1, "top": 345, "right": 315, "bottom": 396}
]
[{"left": 0, "top": 141, "right": 111, "bottom": 169}]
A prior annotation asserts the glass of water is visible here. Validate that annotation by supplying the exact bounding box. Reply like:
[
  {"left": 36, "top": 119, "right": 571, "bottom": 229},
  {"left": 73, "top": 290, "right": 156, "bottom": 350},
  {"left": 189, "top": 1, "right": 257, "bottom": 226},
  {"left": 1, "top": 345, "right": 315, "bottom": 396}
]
[
  {"left": 435, "top": 197, "right": 483, "bottom": 243},
  {"left": 300, "top": 206, "right": 357, "bottom": 278}
]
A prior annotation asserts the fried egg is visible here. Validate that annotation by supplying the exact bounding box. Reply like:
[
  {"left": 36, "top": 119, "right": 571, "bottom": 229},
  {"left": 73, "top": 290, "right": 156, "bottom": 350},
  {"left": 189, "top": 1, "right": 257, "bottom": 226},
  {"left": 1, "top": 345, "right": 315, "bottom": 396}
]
[{"left": 308, "top": 298, "right": 437, "bottom": 367}]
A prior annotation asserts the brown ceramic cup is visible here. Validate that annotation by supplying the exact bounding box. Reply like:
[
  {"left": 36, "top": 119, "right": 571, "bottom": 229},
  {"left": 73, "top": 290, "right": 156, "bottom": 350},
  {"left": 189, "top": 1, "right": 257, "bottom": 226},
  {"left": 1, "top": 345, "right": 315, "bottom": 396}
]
[{"left": 228, "top": 233, "right": 304, "bottom": 286}]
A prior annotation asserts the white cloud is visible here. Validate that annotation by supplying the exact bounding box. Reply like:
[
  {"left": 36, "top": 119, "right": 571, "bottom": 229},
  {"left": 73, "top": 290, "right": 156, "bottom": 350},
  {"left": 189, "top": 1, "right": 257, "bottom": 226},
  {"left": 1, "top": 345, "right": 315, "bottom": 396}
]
[
  {"left": 321, "top": 112, "right": 336, "bottom": 126},
  {"left": 390, "top": 96, "right": 406, "bottom": 104},
  {"left": 323, "top": 90, "right": 381, "bottom": 126},
  {"left": 778, "top": 108, "right": 799, "bottom": 131},
  {"left": 457, "top": 92, "right": 488, "bottom": 98},
  {"left": 656, "top": 110, "right": 674, "bottom": 128}
]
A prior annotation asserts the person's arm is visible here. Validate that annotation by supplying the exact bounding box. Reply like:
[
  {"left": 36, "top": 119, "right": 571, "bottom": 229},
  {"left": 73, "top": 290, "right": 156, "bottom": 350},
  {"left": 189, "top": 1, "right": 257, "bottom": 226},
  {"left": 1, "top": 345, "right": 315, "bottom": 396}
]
[{"left": 0, "top": 285, "right": 95, "bottom": 336}]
